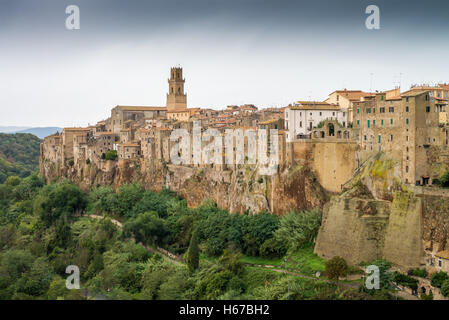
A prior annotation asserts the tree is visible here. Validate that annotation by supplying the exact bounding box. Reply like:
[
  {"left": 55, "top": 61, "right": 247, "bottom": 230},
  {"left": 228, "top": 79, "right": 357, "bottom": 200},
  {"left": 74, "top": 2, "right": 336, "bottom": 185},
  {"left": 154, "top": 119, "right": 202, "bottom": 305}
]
[
  {"left": 431, "top": 271, "right": 449, "bottom": 288},
  {"left": 274, "top": 210, "right": 321, "bottom": 251},
  {"left": 441, "top": 279, "right": 449, "bottom": 297},
  {"left": 105, "top": 150, "right": 118, "bottom": 161},
  {"left": 186, "top": 228, "right": 199, "bottom": 273},
  {"left": 325, "top": 256, "right": 348, "bottom": 283}
]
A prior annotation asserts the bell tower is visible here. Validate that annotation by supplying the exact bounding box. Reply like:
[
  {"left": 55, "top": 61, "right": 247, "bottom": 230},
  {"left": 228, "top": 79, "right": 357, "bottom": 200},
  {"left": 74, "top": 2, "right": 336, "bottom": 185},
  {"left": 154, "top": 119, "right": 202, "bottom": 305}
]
[{"left": 166, "top": 67, "right": 187, "bottom": 112}]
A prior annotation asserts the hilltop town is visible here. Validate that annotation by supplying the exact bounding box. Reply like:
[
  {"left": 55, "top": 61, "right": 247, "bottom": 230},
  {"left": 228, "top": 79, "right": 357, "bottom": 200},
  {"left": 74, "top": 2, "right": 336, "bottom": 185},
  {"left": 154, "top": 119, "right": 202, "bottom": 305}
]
[{"left": 40, "top": 68, "right": 449, "bottom": 280}]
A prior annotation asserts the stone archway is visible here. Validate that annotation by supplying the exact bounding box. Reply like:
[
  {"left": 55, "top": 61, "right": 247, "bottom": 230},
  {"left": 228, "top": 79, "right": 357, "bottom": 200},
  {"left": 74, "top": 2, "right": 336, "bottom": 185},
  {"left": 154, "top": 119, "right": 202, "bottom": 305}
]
[{"left": 328, "top": 123, "right": 335, "bottom": 136}]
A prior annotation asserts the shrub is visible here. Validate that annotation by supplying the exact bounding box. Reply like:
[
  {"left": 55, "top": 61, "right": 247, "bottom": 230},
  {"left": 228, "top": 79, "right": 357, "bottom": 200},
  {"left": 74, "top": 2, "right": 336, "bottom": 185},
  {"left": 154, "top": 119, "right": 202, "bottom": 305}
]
[
  {"left": 408, "top": 268, "right": 427, "bottom": 278},
  {"left": 68, "top": 159, "right": 74, "bottom": 167},
  {"left": 259, "top": 237, "right": 287, "bottom": 258},
  {"left": 86, "top": 158, "right": 91, "bottom": 165},
  {"left": 393, "top": 272, "right": 418, "bottom": 290},
  {"left": 274, "top": 210, "right": 321, "bottom": 251},
  {"left": 431, "top": 271, "right": 449, "bottom": 288},
  {"left": 441, "top": 279, "right": 449, "bottom": 297},
  {"left": 105, "top": 150, "right": 118, "bottom": 161},
  {"left": 440, "top": 171, "right": 449, "bottom": 188},
  {"left": 325, "top": 256, "right": 348, "bottom": 282}
]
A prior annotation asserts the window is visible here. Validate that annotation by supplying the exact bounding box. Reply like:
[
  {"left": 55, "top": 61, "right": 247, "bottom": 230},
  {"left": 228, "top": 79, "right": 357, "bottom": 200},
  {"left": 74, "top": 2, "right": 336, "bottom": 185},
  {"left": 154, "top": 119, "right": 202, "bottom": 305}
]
[
  {"left": 343, "top": 121, "right": 346, "bottom": 127},
  {"left": 390, "top": 119, "right": 393, "bottom": 125},
  {"left": 381, "top": 119, "right": 384, "bottom": 126},
  {"left": 300, "top": 121, "right": 302, "bottom": 128},
  {"left": 390, "top": 135, "right": 393, "bottom": 141},
  {"left": 425, "top": 94, "right": 430, "bottom": 101},
  {"left": 406, "top": 118, "right": 409, "bottom": 125},
  {"left": 381, "top": 95, "right": 384, "bottom": 101},
  {"left": 406, "top": 136, "right": 409, "bottom": 141},
  {"left": 367, "top": 120, "right": 370, "bottom": 128},
  {"left": 332, "top": 112, "right": 335, "bottom": 116},
  {"left": 373, "top": 120, "right": 376, "bottom": 126},
  {"left": 364, "top": 135, "right": 367, "bottom": 141},
  {"left": 380, "top": 107, "right": 385, "bottom": 113},
  {"left": 406, "top": 97, "right": 409, "bottom": 102},
  {"left": 373, "top": 108, "right": 376, "bottom": 113},
  {"left": 426, "top": 106, "right": 430, "bottom": 112},
  {"left": 378, "top": 135, "right": 381, "bottom": 143},
  {"left": 406, "top": 106, "right": 409, "bottom": 112},
  {"left": 319, "top": 112, "right": 322, "bottom": 116},
  {"left": 357, "top": 108, "right": 360, "bottom": 114},
  {"left": 439, "top": 260, "right": 442, "bottom": 267},
  {"left": 406, "top": 166, "right": 409, "bottom": 173},
  {"left": 366, "top": 108, "right": 371, "bottom": 113},
  {"left": 357, "top": 120, "right": 360, "bottom": 126},
  {"left": 389, "top": 107, "right": 395, "bottom": 113}
]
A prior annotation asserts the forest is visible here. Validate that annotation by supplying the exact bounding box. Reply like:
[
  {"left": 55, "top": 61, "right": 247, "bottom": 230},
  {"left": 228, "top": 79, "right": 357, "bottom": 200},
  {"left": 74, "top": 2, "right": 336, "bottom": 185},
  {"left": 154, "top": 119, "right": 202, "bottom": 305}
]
[
  {"left": 0, "top": 172, "right": 400, "bottom": 300},
  {"left": 0, "top": 133, "right": 41, "bottom": 183}
]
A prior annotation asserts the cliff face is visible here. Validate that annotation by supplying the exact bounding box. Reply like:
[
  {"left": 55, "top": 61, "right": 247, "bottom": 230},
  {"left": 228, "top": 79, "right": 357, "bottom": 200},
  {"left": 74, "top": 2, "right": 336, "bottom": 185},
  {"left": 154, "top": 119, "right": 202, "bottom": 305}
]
[
  {"left": 315, "top": 153, "right": 449, "bottom": 269},
  {"left": 40, "top": 156, "right": 327, "bottom": 215}
]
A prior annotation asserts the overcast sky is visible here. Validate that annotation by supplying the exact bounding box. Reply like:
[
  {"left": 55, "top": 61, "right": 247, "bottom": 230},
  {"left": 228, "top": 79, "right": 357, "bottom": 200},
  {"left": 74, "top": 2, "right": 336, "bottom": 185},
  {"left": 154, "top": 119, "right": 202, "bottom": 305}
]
[{"left": 0, "top": 0, "right": 448, "bottom": 127}]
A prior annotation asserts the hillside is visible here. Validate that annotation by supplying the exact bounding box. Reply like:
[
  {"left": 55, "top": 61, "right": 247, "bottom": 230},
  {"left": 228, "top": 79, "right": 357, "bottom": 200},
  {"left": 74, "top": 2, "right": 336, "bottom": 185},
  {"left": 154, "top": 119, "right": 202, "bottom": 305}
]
[
  {"left": 0, "top": 133, "right": 41, "bottom": 183},
  {"left": 15, "top": 127, "right": 62, "bottom": 139}
]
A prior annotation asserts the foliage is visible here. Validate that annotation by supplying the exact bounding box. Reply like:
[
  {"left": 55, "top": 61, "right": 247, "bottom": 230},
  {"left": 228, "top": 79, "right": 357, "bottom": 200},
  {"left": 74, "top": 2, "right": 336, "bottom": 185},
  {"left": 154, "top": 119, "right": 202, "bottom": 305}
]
[
  {"left": 408, "top": 268, "right": 427, "bottom": 278},
  {"left": 105, "top": 150, "right": 118, "bottom": 161},
  {"left": 441, "top": 279, "right": 449, "bottom": 297},
  {"left": 0, "top": 133, "right": 41, "bottom": 183},
  {"left": 186, "top": 228, "right": 199, "bottom": 273},
  {"left": 440, "top": 171, "right": 449, "bottom": 188},
  {"left": 274, "top": 210, "right": 321, "bottom": 252},
  {"left": 431, "top": 271, "right": 449, "bottom": 288},
  {"left": 325, "top": 256, "right": 348, "bottom": 282},
  {"left": 393, "top": 272, "right": 418, "bottom": 290}
]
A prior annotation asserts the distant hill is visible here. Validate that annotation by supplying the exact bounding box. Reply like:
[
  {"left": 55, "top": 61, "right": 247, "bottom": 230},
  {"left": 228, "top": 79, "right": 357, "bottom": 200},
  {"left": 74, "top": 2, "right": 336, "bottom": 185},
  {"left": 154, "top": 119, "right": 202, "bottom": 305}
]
[
  {"left": 15, "top": 127, "right": 62, "bottom": 139},
  {"left": 0, "top": 133, "right": 42, "bottom": 183},
  {"left": 0, "top": 126, "right": 31, "bottom": 133}
]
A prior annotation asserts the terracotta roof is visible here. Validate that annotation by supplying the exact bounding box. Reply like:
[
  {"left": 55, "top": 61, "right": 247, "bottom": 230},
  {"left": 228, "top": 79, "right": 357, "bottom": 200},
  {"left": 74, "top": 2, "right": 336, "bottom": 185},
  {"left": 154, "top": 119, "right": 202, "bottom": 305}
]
[
  {"left": 401, "top": 90, "right": 429, "bottom": 97},
  {"left": 290, "top": 101, "right": 340, "bottom": 111},
  {"left": 116, "top": 106, "right": 166, "bottom": 111},
  {"left": 436, "top": 250, "right": 449, "bottom": 260},
  {"left": 329, "top": 90, "right": 372, "bottom": 101},
  {"left": 63, "top": 127, "right": 91, "bottom": 132}
]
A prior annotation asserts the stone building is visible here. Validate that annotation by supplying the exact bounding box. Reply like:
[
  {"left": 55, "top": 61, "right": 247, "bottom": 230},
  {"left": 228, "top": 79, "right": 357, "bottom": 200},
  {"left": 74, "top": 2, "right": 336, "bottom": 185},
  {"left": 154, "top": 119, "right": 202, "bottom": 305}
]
[
  {"left": 117, "top": 143, "right": 141, "bottom": 160},
  {"left": 353, "top": 89, "right": 449, "bottom": 185},
  {"left": 285, "top": 101, "right": 347, "bottom": 142},
  {"left": 325, "top": 89, "right": 373, "bottom": 124}
]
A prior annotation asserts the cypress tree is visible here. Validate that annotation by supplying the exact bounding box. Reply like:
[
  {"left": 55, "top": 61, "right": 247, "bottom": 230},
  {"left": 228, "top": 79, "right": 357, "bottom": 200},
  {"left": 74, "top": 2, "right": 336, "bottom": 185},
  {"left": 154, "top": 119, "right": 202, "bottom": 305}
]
[{"left": 186, "top": 228, "right": 199, "bottom": 273}]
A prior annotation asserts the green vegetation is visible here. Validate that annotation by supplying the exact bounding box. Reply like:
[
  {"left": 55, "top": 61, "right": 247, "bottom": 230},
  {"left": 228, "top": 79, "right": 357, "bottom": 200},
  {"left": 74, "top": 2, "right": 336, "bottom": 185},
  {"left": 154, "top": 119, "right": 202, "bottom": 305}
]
[
  {"left": 0, "top": 133, "right": 41, "bottom": 183},
  {"left": 408, "top": 268, "right": 427, "bottom": 278},
  {"left": 0, "top": 176, "right": 397, "bottom": 300},
  {"left": 431, "top": 271, "right": 449, "bottom": 288},
  {"left": 438, "top": 170, "right": 449, "bottom": 188},
  {"left": 186, "top": 228, "right": 199, "bottom": 273},
  {"left": 105, "top": 150, "right": 118, "bottom": 161},
  {"left": 393, "top": 272, "right": 418, "bottom": 291},
  {"left": 441, "top": 279, "right": 449, "bottom": 297},
  {"left": 325, "top": 256, "right": 348, "bottom": 283}
]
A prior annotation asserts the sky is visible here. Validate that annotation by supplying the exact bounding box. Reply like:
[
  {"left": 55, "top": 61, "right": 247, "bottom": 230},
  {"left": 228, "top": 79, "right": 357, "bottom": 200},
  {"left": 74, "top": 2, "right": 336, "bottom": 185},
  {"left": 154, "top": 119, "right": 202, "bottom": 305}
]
[{"left": 0, "top": 0, "right": 448, "bottom": 127}]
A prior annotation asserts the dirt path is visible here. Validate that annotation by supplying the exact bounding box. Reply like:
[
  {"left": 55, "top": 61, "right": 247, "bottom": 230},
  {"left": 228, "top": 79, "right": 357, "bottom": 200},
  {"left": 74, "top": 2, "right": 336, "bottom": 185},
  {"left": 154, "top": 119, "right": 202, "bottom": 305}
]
[{"left": 84, "top": 214, "right": 183, "bottom": 265}]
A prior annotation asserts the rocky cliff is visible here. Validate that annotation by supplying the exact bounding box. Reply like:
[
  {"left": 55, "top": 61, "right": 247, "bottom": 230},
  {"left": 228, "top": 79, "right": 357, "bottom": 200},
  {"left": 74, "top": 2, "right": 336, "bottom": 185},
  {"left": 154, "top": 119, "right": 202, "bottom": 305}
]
[
  {"left": 315, "top": 152, "right": 449, "bottom": 269},
  {"left": 40, "top": 157, "right": 327, "bottom": 215}
]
